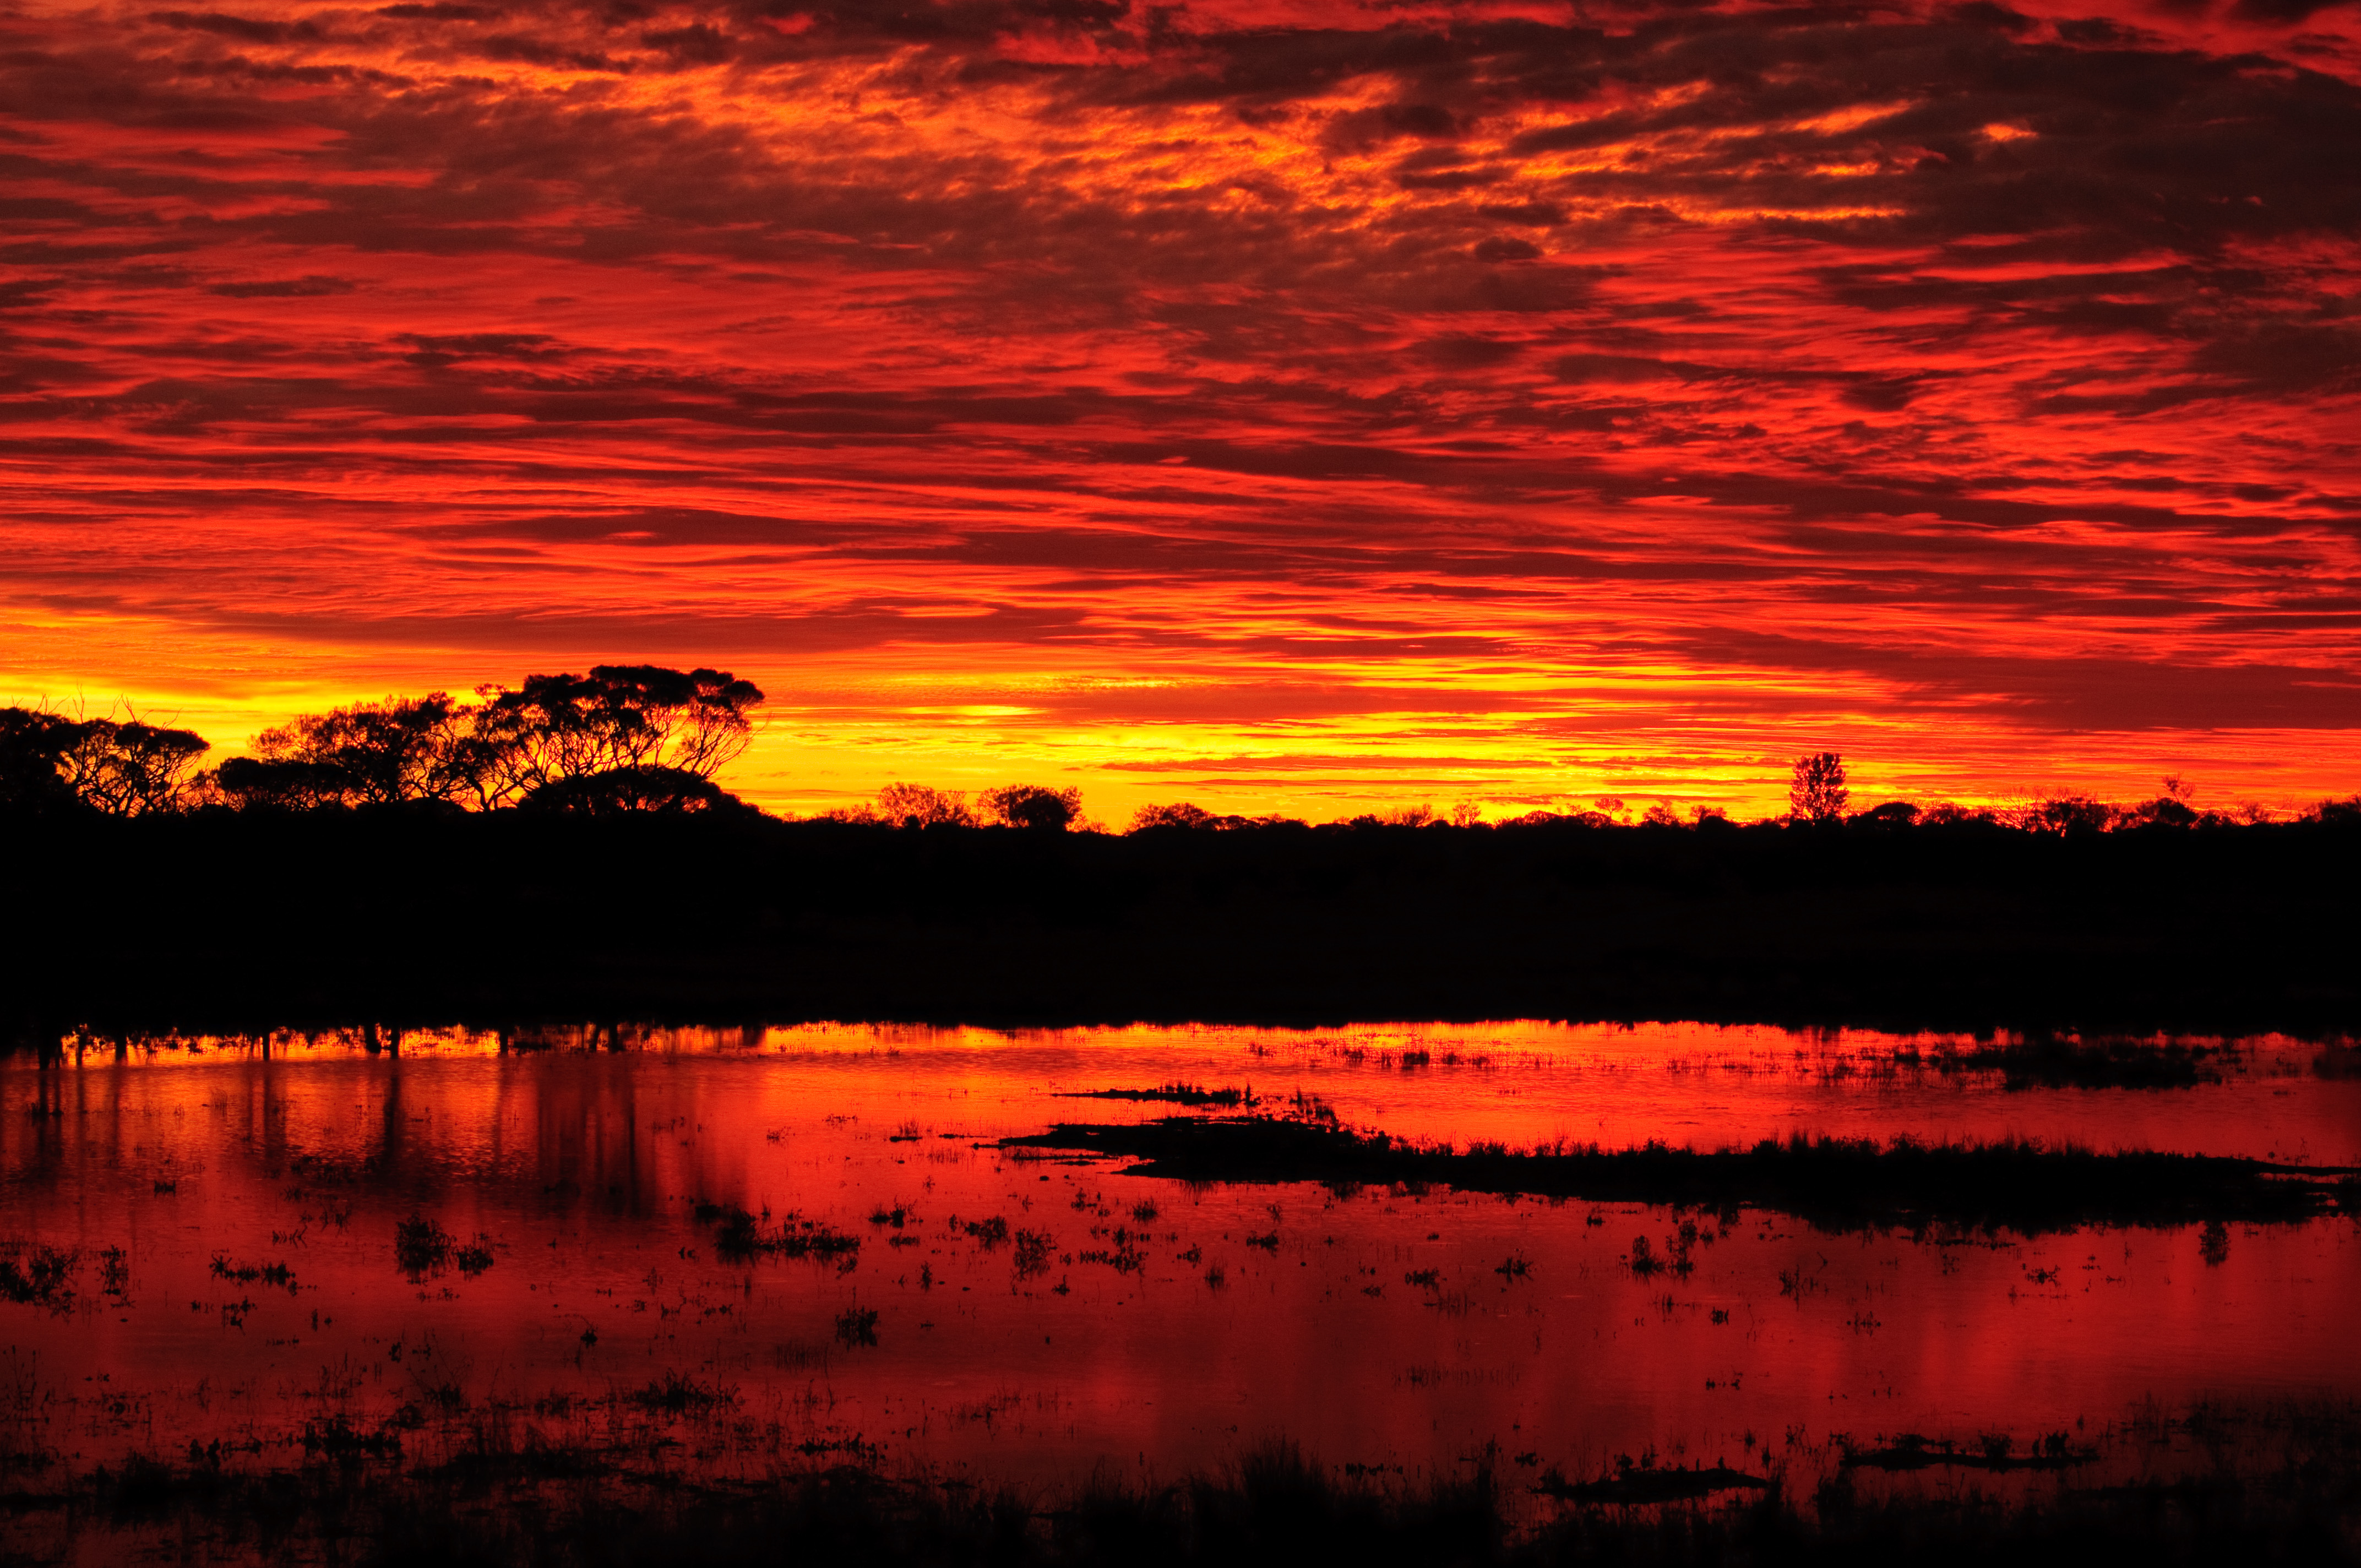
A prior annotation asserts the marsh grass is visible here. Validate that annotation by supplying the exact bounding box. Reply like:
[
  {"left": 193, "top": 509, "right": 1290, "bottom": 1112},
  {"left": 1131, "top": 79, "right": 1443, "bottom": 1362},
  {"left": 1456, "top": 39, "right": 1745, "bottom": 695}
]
[
  {"left": 691, "top": 1201, "right": 862, "bottom": 1264},
  {"left": 0, "top": 1243, "right": 75, "bottom": 1310},
  {"left": 1057, "top": 1085, "right": 1257, "bottom": 1108},
  {"left": 8, "top": 1410, "right": 2361, "bottom": 1567},
  {"left": 1000, "top": 1119, "right": 2360, "bottom": 1234},
  {"left": 393, "top": 1216, "right": 454, "bottom": 1278}
]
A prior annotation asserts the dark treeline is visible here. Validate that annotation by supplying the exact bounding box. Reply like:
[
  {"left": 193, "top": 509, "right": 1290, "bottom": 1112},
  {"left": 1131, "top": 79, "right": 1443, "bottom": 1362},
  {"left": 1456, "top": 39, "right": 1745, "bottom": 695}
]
[
  {"left": 9, "top": 676, "right": 2361, "bottom": 835},
  {"left": 4, "top": 798, "right": 2359, "bottom": 1042},
  {"left": 5, "top": 673, "right": 2361, "bottom": 1039}
]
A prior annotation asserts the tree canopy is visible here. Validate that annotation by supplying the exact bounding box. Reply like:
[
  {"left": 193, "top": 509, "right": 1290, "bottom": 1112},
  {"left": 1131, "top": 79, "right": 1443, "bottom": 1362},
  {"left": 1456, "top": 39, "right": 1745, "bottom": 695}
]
[{"left": 208, "top": 665, "right": 766, "bottom": 813}]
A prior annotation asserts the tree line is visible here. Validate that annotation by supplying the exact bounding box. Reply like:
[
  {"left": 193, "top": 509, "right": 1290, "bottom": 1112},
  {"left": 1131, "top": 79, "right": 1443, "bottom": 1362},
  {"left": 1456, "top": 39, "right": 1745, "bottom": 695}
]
[
  {"left": 0, "top": 665, "right": 765, "bottom": 818},
  {"left": 3, "top": 676, "right": 2356, "bottom": 832}
]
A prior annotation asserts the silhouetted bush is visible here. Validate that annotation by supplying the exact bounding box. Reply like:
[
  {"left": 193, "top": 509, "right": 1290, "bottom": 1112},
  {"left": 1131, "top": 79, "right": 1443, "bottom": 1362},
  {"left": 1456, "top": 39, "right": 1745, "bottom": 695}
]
[
  {"left": 2020, "top": 794, "right": 2115, "bottom": 836},
  {"left": 214, "top": 756, "right": 360, "bottom": 812},
  {"left": 869, "top": 783, "right": 977, "bottom": 827},
  {"left": 2311, "top": 794, "right": 2361, "bottom": 825},
  {"left": 520, "top": 766, "right": 753, "bottom": 817},
  {"left": 978, "top": 784, "right": 1081, "bottom": 831}
]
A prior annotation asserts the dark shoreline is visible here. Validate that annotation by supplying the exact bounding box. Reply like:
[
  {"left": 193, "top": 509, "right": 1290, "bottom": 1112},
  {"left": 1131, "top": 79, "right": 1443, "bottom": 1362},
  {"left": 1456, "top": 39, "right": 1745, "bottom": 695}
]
[{"left": 4, "top": 810, "right": 2359, "bottom": 1041}]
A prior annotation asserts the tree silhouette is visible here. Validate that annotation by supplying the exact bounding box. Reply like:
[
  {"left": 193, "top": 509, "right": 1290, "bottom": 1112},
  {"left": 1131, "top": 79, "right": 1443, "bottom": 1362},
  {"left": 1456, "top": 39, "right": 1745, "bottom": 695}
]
[
  {"left": 2314, "top": 795, "right": 2361, "bottom": 824},
  {"left": 0, "top": 709, "right": 80, "bottom": 814},
  {"left": 873, "top": 783, "right": 975, "bottom": 827},
  {"left": 470, "top": 666, "right": 764, "bottom": 804},
  {"left": 1132, "top": 802, "right": 1213, "bottom": 831},
  {"left": 1788, "top": 752, "right": 1849, "bottom": 824},
  {"left": 198, "top": 664, "right": 767, "bottom": 812},
  {"left": 978, "top": 784, "right": 1081, "bottom": 831},
  {"left": 57, "top": 716, "right": 209, "bottom": 814},
  {"left": 2021, "top": 794, "right": 2114, "bottom": 836},
  {"left": 249, "top": 693, "right": 476, "bottom": 806},
  {"left": 2123, "top": 795, "right": 2200, "bottom": 829}
]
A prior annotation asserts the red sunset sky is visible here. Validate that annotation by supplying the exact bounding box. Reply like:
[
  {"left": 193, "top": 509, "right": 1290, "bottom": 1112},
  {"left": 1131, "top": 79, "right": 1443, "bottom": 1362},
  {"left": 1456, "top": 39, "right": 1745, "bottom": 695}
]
[{"left": 3, "top": 0, "right": 2358, "bottom": 820}]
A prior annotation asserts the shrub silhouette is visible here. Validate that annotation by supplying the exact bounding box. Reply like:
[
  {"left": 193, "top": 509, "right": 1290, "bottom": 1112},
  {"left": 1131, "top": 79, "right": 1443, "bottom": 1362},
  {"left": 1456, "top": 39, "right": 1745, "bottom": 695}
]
[
  {"left": 520, "top": 765, "right": 750, "bottom": 817},
  {"left": 2022, "top": 794, "right": 2115, "bottom": 836},
  {"left": 2123, "top": 796, "right": 2200, "bottom": 829},
  {"left": 978, "top": 784, "right": 1081, "bottom": 831},
  {"left": 214, "top": 756, "right": 363, "bottom": 812},
  {"left": 872, "top": 783, "right": 976, "bottom": 827},
  {"left": 1131, "top": 802, "right": 1217, "bottom": 831}
]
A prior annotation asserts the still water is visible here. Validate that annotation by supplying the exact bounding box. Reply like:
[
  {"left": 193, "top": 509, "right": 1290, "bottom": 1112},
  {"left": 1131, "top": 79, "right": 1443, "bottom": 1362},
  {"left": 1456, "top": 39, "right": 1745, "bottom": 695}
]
[{"left": 4, "top": 1021, "right": 2358, "bottom": 1491}]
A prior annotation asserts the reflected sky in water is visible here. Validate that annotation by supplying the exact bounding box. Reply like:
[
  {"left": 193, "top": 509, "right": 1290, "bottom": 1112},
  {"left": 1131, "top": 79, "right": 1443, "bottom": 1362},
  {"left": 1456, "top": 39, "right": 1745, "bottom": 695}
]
[{"left": 4, "top": 1021, "right": 2359, "bottom": 1489}]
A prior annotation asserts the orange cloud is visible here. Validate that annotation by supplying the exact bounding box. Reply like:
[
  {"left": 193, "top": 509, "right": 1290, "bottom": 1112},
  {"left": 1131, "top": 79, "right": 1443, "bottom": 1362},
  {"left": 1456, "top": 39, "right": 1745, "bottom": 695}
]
[{"left": 3, "top": 0, "right": 2358, "bottom": 820}]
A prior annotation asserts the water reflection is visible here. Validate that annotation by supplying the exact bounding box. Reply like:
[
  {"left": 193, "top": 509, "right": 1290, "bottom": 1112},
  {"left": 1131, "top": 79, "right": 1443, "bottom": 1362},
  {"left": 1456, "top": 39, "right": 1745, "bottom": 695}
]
[{"left": 3, "top": 1020, "right": 2358, "bottom": 1494}]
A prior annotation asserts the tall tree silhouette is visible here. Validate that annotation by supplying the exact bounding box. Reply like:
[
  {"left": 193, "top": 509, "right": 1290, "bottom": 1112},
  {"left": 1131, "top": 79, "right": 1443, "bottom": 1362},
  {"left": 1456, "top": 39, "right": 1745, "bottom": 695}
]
[
  {"left": 472, "top": 666, "right": 765, "bottom": 805},
  {"left": 1788, "top": 753, "right": 1849, "bottom": 824}
]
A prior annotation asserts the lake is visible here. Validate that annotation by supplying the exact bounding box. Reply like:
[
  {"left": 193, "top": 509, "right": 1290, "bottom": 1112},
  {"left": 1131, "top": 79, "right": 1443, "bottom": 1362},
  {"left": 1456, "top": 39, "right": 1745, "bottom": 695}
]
[{"left": 5, "top": 1020, "right": 2358, "bottom": 1509}]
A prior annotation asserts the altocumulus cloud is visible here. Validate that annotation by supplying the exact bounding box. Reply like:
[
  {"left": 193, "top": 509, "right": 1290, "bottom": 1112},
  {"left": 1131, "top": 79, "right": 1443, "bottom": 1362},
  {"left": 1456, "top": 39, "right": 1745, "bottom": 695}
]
[{"left": 2, "top": 0, "right": 2358, "bottom": 813}]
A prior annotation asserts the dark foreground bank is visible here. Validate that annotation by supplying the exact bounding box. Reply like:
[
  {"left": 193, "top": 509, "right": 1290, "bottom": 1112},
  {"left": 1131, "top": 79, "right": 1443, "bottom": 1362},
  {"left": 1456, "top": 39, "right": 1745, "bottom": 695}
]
[
  {"left": 4, "top": 809, "right": 2359, "bottom": 1039},
  {"left": 6, "top": 1423, "right": 2358, "bottom": 1567}
]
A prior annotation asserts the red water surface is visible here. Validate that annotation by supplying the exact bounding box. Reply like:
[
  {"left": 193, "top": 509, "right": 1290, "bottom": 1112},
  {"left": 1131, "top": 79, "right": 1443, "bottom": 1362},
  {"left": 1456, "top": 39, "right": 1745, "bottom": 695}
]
[{"left": 4, "top": 1021, "right": 2357, "bottom": 1490}]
